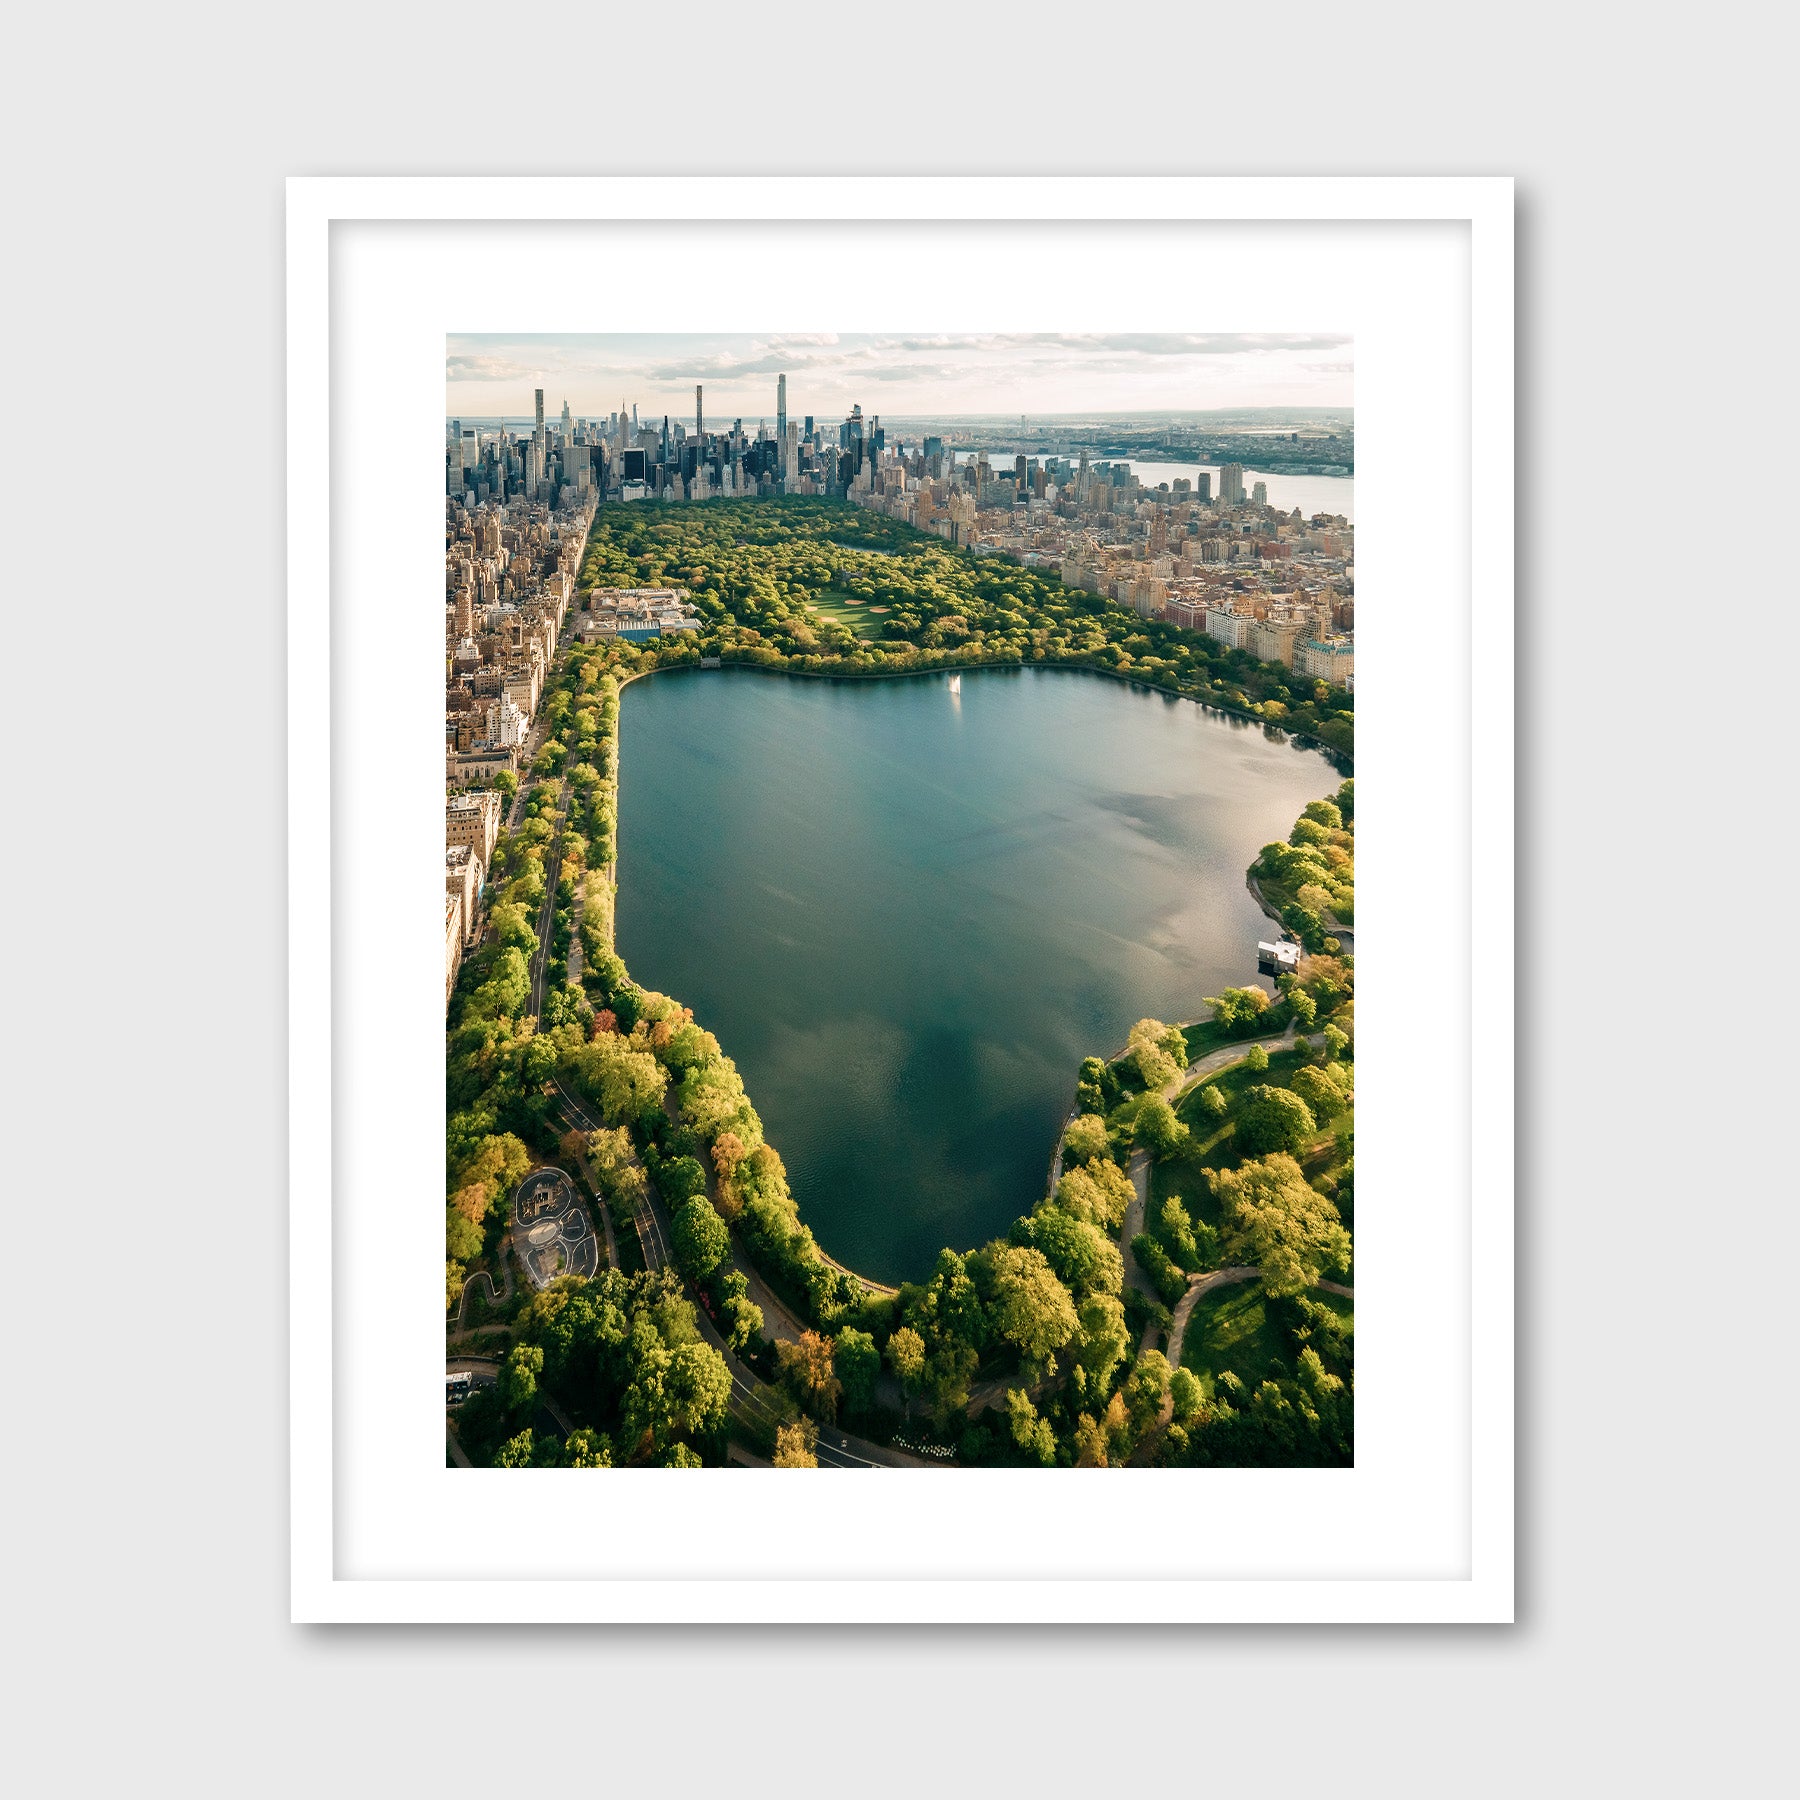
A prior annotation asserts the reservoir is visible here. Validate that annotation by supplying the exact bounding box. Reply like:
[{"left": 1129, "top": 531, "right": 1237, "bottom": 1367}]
[{"left": 615, "top": 666, "right": 1340, "bottom": 1285}]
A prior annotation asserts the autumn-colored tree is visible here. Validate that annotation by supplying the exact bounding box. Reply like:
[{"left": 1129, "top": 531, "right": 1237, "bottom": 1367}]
[
  {"left": 449, "top": 1181, "right": 492, "bottom": 1227},
  {"left": 773, "top": 1419, "right": 819, "bottom": 1468},
  {"left": 1072, "top": 1412, "right": 1109, "bottom": 1468},
  {"left": 711, "top": 1130, "right": 747, "bottom": 1179},
  {"left": 777, "top": 1330, "right": 843, "bottom": 1421}
]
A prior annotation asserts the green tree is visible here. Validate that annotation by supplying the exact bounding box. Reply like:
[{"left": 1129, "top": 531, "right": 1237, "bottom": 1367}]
[
  {"left": 723, "top": 1294, "right": 764, "bottom": 1354},
  {"left": 1052, "top": 1157, "right": 1134, "bottom": 1232},
  {"left": 492, "top": 1429, "right": 535, "bottom": 1467},
  {"left": 499, "top": 1343, "right": 543, "bottom": 1414},
  {"left": 1126, "top": 1018, "right": 1181, "bottom": 1090},
  {"left": 1207, "top": 986, "right": 1272, "bottom": 1035},
  {"left": 1244, "top": 1044, "right": 1270, "bottom": 1073},
  {"left": 1134, "top": 1097, "right": 1189, "bottom": 1160},
  {"left": 1072, "top": 1412, "right": 1109, "bottom": 1468},
  {"left": 1062, "top": 1113, "right": 1111, "bottom": 1165},
  {"left": 1018, "top": 1205, "right": 1122, "bottom": 1297},
  {"left": 1125, "top": 1348, "right": 1172, "bottom": 1439},
  {"left": 1156, "top": 1195, "right": 1200, "bottom": 1269},
  {"left": 834, "top": 1327, "right": 881, "bottom": 1416},
  {"left": 564, "top": 1426, "right": 613, "bottom": 1468},
  {"left": 885, "top": 1325, "right": 926, "bottom": 1395},
  {"left": 671, "top": 1196, "right": 730, "bottom": 1280},
  {"left": 569, "top": 1033, "right": 668, "bottom": 1126},
  {"left": 1290, "top": 1063, "right": 1349, "bottom": 1122},
  {"left": 445, "top": 1208, "right": 484, "bottom": 1265},
  {"left": 985, "top": 1243, "right": 1079, "bottom": 1373},
  {"left": 1074, "top": 1292, "right": 1130, "bottom": 1395},
  {"left": 1196, "top": 1083, "right": 1228, "bottom": 1121},
  {"left": 1236, "top": 1084, "right": 1317, "bottom": 1156},
  {"left": 1005, "top": 1388, "right": 1057, "bottom": 1466},
  {"left": 1131, "top": 1233, "right": 1188, "bottom": 1307},
  {"left": 1169, "top": 1366, "right": 1205, "bottom": 1423},
  {"left": 1212, "top": 1154, "right": 1352, "bottom": 1297}
]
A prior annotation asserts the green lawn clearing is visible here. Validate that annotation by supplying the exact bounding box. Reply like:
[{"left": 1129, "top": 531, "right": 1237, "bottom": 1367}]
[
  {"left": 1180, "top": 1280, "right": 1354, "bottom": 1398},
  {"left": 804, "top": 590, "right": 884, "bottom": 640}
]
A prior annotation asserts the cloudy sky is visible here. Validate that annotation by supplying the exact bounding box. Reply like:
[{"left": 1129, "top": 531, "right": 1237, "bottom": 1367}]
[{"left": 445, "top": 332, "right": 1353, "bottom": 422}]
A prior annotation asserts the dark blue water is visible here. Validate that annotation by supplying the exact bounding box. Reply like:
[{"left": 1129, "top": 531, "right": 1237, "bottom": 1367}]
[{"left": 615, "top": 666, "right": 1338, "bottom": 1284}]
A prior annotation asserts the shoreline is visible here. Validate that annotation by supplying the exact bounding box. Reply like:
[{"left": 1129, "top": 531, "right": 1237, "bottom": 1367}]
[{"left": 602, "top": 658, "right": 1342, "bottom": 1293}]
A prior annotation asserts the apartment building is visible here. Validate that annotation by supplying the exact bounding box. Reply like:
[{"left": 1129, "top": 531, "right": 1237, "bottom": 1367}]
[{"left": 446, "top": 790, "right": 502, "bottom": 868}]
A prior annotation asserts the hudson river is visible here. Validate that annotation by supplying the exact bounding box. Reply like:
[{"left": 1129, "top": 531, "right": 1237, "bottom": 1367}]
[{"left": 616, "top": 666, "right": 1338, "bottom": 1283}]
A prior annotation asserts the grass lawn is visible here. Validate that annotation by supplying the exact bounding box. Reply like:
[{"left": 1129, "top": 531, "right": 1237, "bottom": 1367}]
[
  {"left": 1180, "top": 1281, "right": 1290, "bottom": 1396},
  {"left": 804, "top": 589, "right": 884, "bottom": 640},
  {"left": 1180, "top": 1279, "right": 1355, "bottom": 1398}
]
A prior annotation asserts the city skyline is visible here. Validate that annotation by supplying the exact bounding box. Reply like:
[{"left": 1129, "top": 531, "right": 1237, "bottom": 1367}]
[{"left": 447, "top": 332, "right": 1355, "bottom": 422}]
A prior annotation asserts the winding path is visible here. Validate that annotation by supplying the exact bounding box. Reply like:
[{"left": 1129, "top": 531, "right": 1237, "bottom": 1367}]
[
  {"left": 551, "top": 1076, "right": 924, "bottom": 1468},
  {"left": 1119, "top": 1023, "right": 1302, "bottom": 1342},
  {"left": 451, "top": 1257, "right": 514, "bottom": 1332}
]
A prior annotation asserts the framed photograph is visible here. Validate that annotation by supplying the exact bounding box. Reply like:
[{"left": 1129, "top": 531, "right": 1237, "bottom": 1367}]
[{"left": 289, "top": 175, "right": 1513, "bottom": 1623}]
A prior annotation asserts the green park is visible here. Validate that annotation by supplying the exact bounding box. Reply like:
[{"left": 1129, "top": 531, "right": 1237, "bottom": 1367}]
[{"left": 445, "top": 498, "right": 1355, "bottom": 1470}]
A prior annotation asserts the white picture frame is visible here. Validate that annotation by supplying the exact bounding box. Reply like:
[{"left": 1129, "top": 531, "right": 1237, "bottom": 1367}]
[{"left": 289, "top": 175, "right": 1513, "bottom": 1624}]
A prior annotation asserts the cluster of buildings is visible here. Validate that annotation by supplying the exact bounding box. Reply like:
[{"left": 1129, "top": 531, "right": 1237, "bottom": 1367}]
[
  {"left": 852, "top": 450, "right": 1354, "bottom": 690},
  {"left": 577, "top": 587, "right": 701, "bottom": 644},
  {"left": 448, "top": 380, "right": 1353, "bottom": 693},
  {"left": 440, "top": 381, "right": 1355, "bottom": 1006},
  {"left": 443, "top": 414, "right": 600, "bottom": 1010}
]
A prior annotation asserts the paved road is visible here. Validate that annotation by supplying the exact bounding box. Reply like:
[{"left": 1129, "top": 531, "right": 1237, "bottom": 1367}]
[
  {"left": 450, "top": 1258, "right": 514, "bottom": 1332},
  {"left": 526, "top": 773, "right": 576, "bottom": 1018},
  {"left": 552, "top": 1077, "right": 919, "bottom": 1468}
]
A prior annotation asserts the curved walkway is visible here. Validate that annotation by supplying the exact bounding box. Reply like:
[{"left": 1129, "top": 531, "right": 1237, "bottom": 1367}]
[
  {"left": 1166, "top": 1266, "right": 1356, "bottom": 1371},
  {"left": 1120, "top": 1023, "right": 1301, "bottom": 1336},
  {"left": 451, "top": 1257, "right": 514, "bottom": 1332}
]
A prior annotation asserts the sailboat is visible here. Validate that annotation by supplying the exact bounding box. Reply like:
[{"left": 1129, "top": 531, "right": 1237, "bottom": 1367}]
[{"left": 948, "top": 673, "right": 962, "bottom": 694}]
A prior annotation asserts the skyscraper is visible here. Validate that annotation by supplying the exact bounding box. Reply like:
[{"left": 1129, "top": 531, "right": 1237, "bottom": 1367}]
[
  {"left": 535, "top": 388, "right": 544, "bottom": 437},
  {"left": 776, "top": 374, "right": 787, "bottom": 451},
  {"left": 696, "top": 384, "right": 703, "bottom": 440},
  {"left": 1219, "top": 462, "right": 1245, "bottom": 504}
]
